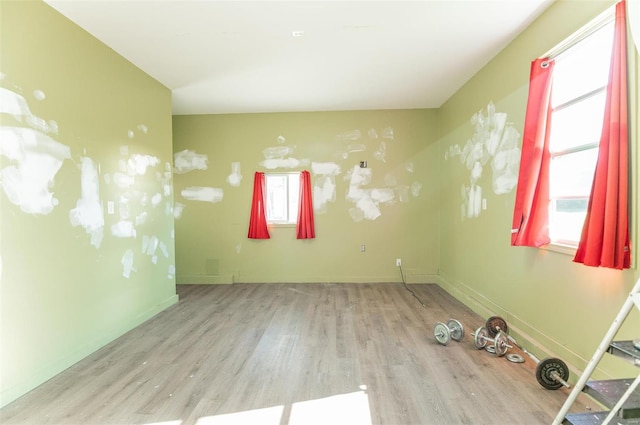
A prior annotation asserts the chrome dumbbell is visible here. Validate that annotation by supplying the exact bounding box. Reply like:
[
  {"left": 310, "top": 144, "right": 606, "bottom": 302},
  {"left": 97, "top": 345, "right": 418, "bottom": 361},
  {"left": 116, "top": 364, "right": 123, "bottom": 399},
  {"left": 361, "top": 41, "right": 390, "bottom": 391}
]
[
  {"left": 434, "top": 319, "right": 465, "bottom": 345},
  {"left": 473, "top": 326, "right": 511, "bottom": 356}
]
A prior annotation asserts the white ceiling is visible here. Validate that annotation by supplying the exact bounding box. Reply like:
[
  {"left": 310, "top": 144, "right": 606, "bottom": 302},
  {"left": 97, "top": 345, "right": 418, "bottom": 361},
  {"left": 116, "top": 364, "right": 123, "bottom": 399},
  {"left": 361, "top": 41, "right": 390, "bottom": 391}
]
[{"left": 44, "top": 0, "right": 554, "bottom": 115}]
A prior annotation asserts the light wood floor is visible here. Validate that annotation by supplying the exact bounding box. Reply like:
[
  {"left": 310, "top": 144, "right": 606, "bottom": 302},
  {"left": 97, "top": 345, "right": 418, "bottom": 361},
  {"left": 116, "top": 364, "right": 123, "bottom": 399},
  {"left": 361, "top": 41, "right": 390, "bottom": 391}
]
[{"left": 1, "top": 283, "right": 592, "bottom": 425}]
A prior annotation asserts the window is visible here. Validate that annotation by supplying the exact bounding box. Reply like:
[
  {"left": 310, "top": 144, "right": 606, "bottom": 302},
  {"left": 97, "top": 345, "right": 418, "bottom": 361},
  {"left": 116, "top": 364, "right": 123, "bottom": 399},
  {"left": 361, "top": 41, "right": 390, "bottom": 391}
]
[
  {"left": 265, "top": 173, "right": 299, "bottom": 224},
  {"left": 547, "top": 13, "right": 614, "bottom": 246}
]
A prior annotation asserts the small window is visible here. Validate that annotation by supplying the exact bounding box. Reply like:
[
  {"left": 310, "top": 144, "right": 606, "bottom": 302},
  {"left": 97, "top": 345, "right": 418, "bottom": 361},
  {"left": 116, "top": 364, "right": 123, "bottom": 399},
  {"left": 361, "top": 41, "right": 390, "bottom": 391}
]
[
  {"left": 547, "top": 13, "right": 614, "bottom": 246},
  {"left": 265, "top": 173, "right": 299, "bottom": 225}
]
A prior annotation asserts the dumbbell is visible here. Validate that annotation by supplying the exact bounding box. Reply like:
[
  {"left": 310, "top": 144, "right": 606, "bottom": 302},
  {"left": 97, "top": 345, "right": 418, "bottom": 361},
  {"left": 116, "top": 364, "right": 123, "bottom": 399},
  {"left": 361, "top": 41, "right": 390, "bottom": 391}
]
[
  {"left": 473, "top": 326, "right": 511, "bottom": 356},
  {"left": 433, "top": 319, "right": 465, "bottom": 345},
  {"left": 485, "top": 316, "right": 571, "bottom": 390}
]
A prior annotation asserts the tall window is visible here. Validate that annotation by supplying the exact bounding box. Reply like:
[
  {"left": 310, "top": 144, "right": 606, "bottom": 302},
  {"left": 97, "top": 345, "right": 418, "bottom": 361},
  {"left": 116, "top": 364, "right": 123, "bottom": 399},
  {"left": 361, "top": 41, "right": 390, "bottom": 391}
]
[
  {"left": 265, "top": 173, "right": 299, "bottom": 224},
  {"left": 548, "top": 15, "right": 614, "bottom": 246}
]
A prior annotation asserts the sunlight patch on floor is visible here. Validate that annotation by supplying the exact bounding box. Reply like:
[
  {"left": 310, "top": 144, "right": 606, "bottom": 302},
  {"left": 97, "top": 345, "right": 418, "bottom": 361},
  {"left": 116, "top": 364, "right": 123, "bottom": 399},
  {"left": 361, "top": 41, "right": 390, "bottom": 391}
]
[
  {"left": 188, "top": 388, "right": 371, "bottom": 425},
  {"left": 289, "top": 389, "right": 372, "bottom": 425},
  {"left": 195, "top": 405, "right": 284, "bottom": 425}
]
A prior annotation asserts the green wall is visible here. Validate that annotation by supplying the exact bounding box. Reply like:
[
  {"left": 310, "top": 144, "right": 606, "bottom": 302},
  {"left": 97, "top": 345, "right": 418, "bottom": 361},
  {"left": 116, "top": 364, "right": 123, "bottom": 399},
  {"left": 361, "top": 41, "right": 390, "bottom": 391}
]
[
  {"left": 2, "top": 0, "right": 638, "bottom": 409},
  {"left": 173, "top": 110, "right": 440, "bottom": 284},
  {"left": 0, "top": 2, "right": 177, "bottom": 406},
  {"left": 436, "top": 0, "right": 640, "bottom": 380}
]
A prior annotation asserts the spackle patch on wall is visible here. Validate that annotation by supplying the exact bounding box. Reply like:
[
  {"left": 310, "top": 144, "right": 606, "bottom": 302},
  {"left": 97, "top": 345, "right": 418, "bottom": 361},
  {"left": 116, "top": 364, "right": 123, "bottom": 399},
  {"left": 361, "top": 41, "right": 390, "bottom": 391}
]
[
  {"left": 445, "top": 102, "right": 521, "bottom": 220},
  {"left": 0, "top": 87, "right": 59, "bottom": 135},
  {"left": 311, "top": 162, "right": 342, "bottom": 213},
  {"left": 112, "top": 220, "right": 137, "bottom": 238},
  {"left": 227, "top": 162, "right": 242, "bottom": 187},
  {"left": 0, "top": 86, "right": 69, "bottom": 214},
  {"left": 336, "top": 144, "right": 366, "bottom": 160},
  {"left": 127, "top": 154, "right": 159, "bottom": 176},
  {"left": 121, "top": 249, "right": 136, "bottom": 278},
  {"left": 69, "top": 157, "right": 104, "bottom": 248},
  {"left": 345, "top": 165, "right": 396, "bottom": 221},
  {"left": 174, "top": 149, "right": 208, "bottom": 174},
  {"left": 173, "top": 202, "right": 185, "bottom": 219},
  {"left": 181, "top": 186, "right": 224, "bottom": 203},
  {"left": 1, "top": 75, "right": 176, "bottom": 283},
  {"left": 0, "top": 126, "right": 70, "bottom": 215},
  {"left": 260, "top": 144, "right": 309, "bottom": 170},
  {"left": 336, "top": 129, "right": 361, "bottom": 141}
]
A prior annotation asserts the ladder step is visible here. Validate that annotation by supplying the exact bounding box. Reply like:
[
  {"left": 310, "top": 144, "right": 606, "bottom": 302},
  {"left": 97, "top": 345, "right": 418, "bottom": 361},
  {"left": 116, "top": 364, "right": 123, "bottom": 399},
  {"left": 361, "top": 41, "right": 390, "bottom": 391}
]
[
  {"left": 608, "top": 341, "right": 640, "bottom": 367},
  {"left": 563, "top": 411, "right": 640, "bottom": 424},
  {"left": 584, "top": 379, "right": 640, "bottom": 419}
]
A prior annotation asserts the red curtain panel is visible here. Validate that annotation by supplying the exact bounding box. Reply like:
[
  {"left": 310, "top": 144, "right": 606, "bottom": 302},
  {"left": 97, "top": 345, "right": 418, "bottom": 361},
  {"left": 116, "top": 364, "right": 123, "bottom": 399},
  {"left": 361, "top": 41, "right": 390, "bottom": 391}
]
[
  {"left": 248, "top": 172, "right": 270, "bottom": 239},
  {"left": 574, "top": 0, "right": 630, "bottom": 269},
  {"left": 296, "top": 170, "right": 315, "bottom": 239},
  {"left": 511, "top": 58, "right": 555, "bottom": 247}
]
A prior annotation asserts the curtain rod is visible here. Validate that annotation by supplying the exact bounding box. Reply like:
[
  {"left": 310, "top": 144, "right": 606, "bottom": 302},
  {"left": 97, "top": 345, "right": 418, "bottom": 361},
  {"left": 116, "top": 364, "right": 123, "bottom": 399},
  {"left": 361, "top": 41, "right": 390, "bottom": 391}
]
[{"left": 541, "top": 5, "right": 615, "bottom": 61}]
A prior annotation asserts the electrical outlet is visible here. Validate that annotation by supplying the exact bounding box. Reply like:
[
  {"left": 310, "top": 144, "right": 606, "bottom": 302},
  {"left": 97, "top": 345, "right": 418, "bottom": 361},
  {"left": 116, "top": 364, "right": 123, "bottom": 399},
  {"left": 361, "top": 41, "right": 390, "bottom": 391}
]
[
  {"left": 396, "top": 258, "right": 402, "bottom": 267},
  {"left": 360, "top": 244, "right": 366, "bottom": 252}
]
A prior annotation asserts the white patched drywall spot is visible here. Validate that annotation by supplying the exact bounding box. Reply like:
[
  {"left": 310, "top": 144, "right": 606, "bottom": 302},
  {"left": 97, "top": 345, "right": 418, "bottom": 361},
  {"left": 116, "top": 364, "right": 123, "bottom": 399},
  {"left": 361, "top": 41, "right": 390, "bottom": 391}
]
[
  {"left": 128, "top": 124, "right": 148, "bottom": 139},
  {"left": 121, "top": 249, "right": 136, "bottom": 278},
  {"left": 174, "top": 149, "right": 208, "bottom": 174},
  {"left": 181, "top": 186, "right": 224, "bottom": 203},
  {"left": 0, "top": 126, "right": 71, "bottom": 215},
  {"left": 69, "top": 157, "right": 104, "bottom": 248},
  {"left": 1, "top": 77, "right": 176, "bottom": 283},
  {"left": 112, "top": 220, "right": 137, "bottom": 238},
  {"left": 345, "top": 165, "right": 396, "bottom": 222},
  {"left": 336, "top": 143, "right": 366, "bottom": 160},
  {"left": 127, "top": 154, "right": 159, "bottom": 176},
  {"left": 260, "top": 142, "right": 310, "bottom": 170},
  {"left": 0, "top": 87, "right": 58, "bottom": 135},
  {"left": 336, "top": 129, "right": 361, "bottom": 141},
  {"left": 311, "top": 161, "right": 342, "bottom": 213},
  {"left": 373, "top": 141, "right": 387, "bottom": 163},
  {"left": 446, "top": 102, "right": 521, "bottom": 220},
  {"left": 227, "top": 162, "right": 242, "bottom": 187},
  {"left": 173, "top": 202, "right": 185, "bottom": 219},
  {"left": 0, "top": 87, "right": 70, "bottom": 214}
]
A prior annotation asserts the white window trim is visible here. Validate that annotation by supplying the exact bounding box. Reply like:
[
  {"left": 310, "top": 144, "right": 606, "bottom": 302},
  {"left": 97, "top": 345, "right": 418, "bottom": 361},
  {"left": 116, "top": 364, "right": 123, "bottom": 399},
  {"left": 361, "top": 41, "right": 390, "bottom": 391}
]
[
  {"left": 542, "top": 6, "right": 615, "bottom": 252},
  {"left": 265, "top": 172, "right": 299, "bottom": 227}
]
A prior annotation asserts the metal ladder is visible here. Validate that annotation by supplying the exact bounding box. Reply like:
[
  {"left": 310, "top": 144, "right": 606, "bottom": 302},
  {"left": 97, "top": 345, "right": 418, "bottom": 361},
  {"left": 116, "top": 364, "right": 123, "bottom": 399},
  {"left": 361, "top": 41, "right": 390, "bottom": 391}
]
[{"left": 552, "top": 277, "right": 640, "bottom": 425}]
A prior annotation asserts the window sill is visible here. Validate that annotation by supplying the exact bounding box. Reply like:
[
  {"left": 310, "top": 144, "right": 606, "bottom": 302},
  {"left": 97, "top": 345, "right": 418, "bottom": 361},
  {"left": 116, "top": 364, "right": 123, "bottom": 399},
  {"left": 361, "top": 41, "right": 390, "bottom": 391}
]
[
  {"left": 268, "top": 223, "right": 296, "bottom": 228},
  {"left": 540, "top": 242, "right": 577, "bottom": 256}
]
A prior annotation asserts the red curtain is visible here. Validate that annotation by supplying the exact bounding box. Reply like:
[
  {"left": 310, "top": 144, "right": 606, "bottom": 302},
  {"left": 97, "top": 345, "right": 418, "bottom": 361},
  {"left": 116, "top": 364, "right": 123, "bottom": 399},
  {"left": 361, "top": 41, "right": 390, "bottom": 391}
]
[
  {"left": 296, "top": 170, "right": 315, "bottom": 239},
  {"left": 511, "top": 58, "right": 555, "bottom": 247},
  {"left": 248, "top": 172, "right": 270, "bottom": 239},
  {"left": 574, "top": 0, "right": 630, "bottom": 269}
]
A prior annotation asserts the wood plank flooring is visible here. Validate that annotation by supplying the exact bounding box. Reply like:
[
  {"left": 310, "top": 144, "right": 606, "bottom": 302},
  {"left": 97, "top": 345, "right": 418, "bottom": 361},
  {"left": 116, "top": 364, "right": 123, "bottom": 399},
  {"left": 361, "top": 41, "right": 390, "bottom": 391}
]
[{"left": 0, "top": 283, "right": 593, "bottom": 424}]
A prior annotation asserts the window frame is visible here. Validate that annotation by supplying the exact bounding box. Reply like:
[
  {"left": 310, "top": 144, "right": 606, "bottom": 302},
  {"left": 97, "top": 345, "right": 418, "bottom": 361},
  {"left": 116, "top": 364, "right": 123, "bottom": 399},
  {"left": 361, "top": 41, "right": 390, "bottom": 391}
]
[
  {"left": 542, "top": 7, "right": 616, "bottom": 252},
  {"left": 264, "top": 172, "right": 300, "bottom": 226}
]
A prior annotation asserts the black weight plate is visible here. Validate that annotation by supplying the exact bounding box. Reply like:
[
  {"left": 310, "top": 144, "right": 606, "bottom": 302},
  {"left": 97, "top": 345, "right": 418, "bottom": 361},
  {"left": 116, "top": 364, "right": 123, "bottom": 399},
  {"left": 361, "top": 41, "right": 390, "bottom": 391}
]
[
  {"left": 535, "top": 357, "right": 569, "bottom": 390},
  {"left": 486, "top": 316, "right": 509, "bottom": 337}
]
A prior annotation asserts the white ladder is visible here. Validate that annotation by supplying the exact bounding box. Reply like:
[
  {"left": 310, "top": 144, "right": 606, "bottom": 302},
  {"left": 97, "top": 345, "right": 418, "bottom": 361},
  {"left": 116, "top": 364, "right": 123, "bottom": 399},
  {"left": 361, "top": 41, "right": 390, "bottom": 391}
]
[{"left": 552, "top": 277, "right": 640, "bottom": 425}]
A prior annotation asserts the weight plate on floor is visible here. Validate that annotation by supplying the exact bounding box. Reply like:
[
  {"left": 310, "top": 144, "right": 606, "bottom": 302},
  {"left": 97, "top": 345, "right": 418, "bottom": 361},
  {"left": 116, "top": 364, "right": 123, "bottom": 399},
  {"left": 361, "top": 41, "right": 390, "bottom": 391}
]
[
  {"left": 474, "top": 327, "right": 488, "bottom": 349},
  {"left": 434, "top": 322, "right": 451, "bottom": 345},
  {"left": 507, "top": 354, "right": 525, "bottom": 363},
  {"left": 485, "top": 345, "right": 496, "bottom": 354},
  {"left": 494, "top": 331, "right": 509, "bottom": 357},
  {"left": 447, "top": 319, "right": 465, "bottom": 342},
  {"left": 535, "top": 357, "right": 569, "bottom": 390},
  {"left": 486, "top": 316, "right": 509, "bottom": 337}
]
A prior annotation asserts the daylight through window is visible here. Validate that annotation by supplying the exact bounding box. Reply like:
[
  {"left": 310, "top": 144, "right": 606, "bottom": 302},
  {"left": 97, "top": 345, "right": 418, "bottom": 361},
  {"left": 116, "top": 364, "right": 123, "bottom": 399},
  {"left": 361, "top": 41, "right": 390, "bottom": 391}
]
[
  {"left": 265, "top": 173, "right": 299, "bottom": 224},
  {"left": 547, "top": 14, "right": 614, "bottom": 246}
]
